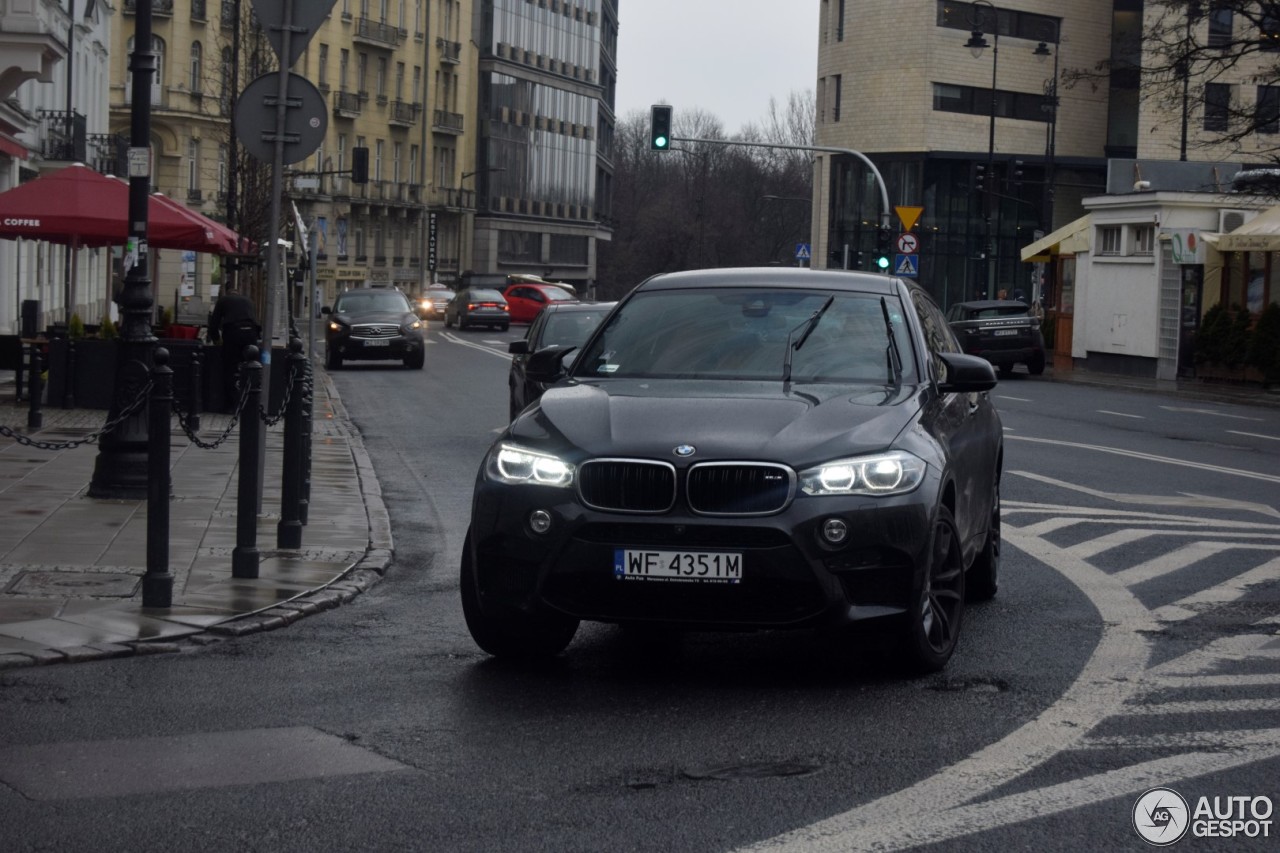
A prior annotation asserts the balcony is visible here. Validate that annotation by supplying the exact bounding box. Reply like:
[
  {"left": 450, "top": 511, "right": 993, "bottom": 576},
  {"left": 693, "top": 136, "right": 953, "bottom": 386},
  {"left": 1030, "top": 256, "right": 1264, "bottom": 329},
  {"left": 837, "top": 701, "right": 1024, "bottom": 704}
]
[
  {"left": 125, "top": 0, "right": 174, "bottom": 15},
  {"left": 187, "top": 188, "right": 203, "bottom": 203},
  {"left": 426, "top": 186, "right": 475, "bottom": 210},
  {"left": 432, "top": 110, "right": 464, "bottom": 135},
  {"left": 354, "top": 17, "right": 401, "bottom": 49},
  {"left": 389, "top": 100, "right": 418, "bottom": 128},
  {"left": 437, "top": 38, "right": 461, "bottom": 64},
  {"left": 38, "top": 111, "right": 87, "bottom": 162},
  {"left": 333, "top": 90, "right": 362, "bottom": 118}
]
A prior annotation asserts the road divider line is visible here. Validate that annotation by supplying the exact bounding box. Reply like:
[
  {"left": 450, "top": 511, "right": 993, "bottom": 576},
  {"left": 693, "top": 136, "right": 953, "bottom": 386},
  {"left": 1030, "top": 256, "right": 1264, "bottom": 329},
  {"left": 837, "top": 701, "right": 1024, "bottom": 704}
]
[
  {"left": 1097, "top": 409, "right": 1144, "bottom": 418},
  {"left": 438, "top": 330, "right": 512, "bottom": 361},
  {"left": 1006, "top": 434, "right": 1280, "bottom": 484},
  {"left": 1228, "top": 429, "right": 1280, "bottom": 441}
]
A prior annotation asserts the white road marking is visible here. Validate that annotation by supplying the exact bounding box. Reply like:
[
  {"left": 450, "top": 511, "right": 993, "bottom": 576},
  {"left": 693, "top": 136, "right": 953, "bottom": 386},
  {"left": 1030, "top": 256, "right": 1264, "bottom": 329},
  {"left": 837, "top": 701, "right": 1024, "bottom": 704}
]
[
  {"left": 1228, "top": 429, "right": 1280, "bottom": 441},
  {"left": 1153, "top": 556, "right": 1280, "bottom": 622},
  {"left": 1097, "top": 409, "right": 1144, "bottom": 418},
  {"left": 1064, "top": 528, "right": 1155, "bottom": 559},
  {"left": 1147, "top": 632, "right": 1280, "bottom": 677},
  {"left": 1120, "top": 698, "right": 1280, "bottom": 716},
  {"left": 997, "top": 395, "right": 1033, "bottom": 402},
  {"left": 438, "top": 330, "right": 510, "bottom": 360},
  {"left": 1006, "top": 434, "right": 1280, "bottom": 484},
  {"left": 1114, "top": 541, "right": 1234, "bottom": 586},
  {"left": 1160, "top": 405, "right": 1264, "bottom": 421}
]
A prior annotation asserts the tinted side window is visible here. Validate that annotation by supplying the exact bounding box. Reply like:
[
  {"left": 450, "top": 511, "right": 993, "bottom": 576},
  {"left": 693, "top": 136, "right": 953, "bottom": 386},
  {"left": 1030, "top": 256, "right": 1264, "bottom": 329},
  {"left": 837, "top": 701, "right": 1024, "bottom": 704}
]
[{"left": 911, "top": 289, "right": 960, "bottom": 380}]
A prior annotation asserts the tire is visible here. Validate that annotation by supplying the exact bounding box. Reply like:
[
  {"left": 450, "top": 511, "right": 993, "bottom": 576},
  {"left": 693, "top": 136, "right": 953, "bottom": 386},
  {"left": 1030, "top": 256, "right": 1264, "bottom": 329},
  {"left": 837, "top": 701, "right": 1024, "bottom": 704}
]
[
  {"left": 997, "top": 363, "right": 1014, "bottom": 377},
  {"left": 460, "top": 531, "right": 579, "bottom": 660},
  {"left": 1026, "top": 353, "right": 1046, "bottom": 375},
  {"left": 898, "top": 505, "right": 965, "bottom": 674},
  {"left": 325, "top": 347, "right": 342, "bottom": 370},
  {"left": 445, "top": 313, "right": 454, "bottom": 329},
  {"left": 404, "top": 348, "right": 425, "bottom": 370},
  {"left": 967, "top": 473, "right": 1000, "bottom": 602},
  {"left": 499, "top": 324, "right": 510, "bottom": 332}
]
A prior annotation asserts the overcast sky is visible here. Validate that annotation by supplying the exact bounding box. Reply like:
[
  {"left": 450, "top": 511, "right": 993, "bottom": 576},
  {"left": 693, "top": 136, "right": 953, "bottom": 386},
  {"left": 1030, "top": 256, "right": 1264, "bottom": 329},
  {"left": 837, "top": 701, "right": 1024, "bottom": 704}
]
[{"left": 613, "top": 1, "right": 820, "bottom": 135}]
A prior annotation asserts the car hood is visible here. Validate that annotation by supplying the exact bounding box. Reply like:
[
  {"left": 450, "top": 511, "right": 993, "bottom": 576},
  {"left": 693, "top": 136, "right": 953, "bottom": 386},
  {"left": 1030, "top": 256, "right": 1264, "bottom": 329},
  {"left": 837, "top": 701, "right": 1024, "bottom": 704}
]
[
  {"left": 335, "top": 310, "right": 413, "bottom": 325},
  {"left": 512, "top": 379, "right": 921, "bottom": 467}
]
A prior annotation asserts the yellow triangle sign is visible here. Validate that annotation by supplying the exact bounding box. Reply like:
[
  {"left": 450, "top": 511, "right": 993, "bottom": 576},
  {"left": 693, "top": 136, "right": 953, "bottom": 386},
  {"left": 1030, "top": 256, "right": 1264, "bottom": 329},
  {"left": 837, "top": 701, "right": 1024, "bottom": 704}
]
[{"left": 896, "top": 206, "right": 923, "bottom": 232}]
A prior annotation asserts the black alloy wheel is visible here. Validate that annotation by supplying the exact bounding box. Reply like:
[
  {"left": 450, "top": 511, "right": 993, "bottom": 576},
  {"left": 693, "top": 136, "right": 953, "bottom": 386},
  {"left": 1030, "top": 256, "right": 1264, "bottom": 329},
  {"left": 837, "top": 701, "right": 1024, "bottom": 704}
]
[
  {"left": 899, "top": 505, "right": 965, "bottom": 673},
  {"left": 460, "top": 530, "right": 579, "bottom": 659}
]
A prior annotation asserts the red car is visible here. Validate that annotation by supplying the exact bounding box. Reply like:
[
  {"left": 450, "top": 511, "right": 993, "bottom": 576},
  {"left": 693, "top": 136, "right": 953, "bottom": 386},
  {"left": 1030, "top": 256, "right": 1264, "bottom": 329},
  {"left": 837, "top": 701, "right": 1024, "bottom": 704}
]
[{"left": 501, "top": 282, "right": 579, "bottom": 324}]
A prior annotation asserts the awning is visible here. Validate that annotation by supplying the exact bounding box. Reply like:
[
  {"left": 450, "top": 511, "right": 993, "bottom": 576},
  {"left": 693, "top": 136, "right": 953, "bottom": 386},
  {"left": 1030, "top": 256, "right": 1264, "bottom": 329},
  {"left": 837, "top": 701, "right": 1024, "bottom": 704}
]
[
  {"left": 1213, "top": 203, "right": 1280, "bottom": 252},
  {"left": 1020, "top": 215, "right": 1091, "bottom": 262}
]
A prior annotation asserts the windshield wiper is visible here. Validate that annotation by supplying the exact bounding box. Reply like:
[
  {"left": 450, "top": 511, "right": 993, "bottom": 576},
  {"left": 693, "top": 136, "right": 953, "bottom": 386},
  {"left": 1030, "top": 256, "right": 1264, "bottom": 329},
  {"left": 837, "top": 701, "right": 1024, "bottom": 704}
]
[
  {"left": 881, "top": 297, "right": 903, "bottom": 390},
  {"left": 782, "top": 295, "right": 835, "bottom": 383}
]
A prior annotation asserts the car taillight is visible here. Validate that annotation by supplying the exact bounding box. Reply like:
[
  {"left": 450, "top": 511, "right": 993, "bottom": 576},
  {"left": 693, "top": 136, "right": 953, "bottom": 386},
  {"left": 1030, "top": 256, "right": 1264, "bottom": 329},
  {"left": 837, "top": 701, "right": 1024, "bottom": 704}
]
[{"left": 467, "top": 303, "right": 477, "bottom": 310}]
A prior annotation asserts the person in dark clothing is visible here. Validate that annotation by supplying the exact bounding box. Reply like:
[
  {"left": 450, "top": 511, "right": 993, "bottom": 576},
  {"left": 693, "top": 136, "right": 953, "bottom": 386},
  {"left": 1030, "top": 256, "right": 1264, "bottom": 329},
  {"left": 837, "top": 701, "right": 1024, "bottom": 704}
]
[{"left": 208, "top": 286, "right": 261, "bottom": 413}]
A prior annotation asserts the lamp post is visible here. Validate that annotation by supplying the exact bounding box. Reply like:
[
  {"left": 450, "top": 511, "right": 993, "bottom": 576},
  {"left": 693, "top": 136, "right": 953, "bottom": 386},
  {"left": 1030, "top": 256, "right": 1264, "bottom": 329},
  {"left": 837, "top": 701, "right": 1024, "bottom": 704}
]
[
  {"left": 89, "top": 0, "right": 155, "bottom": 498},
  {"left": 1033, "top": 22, "right": 1061, "bottom": 237},
  {"left": 456, "top": 167, "right": 505, "bottom": 277},
  {"left": 965, "top": 0, "right": 998, "bottom": 300}
]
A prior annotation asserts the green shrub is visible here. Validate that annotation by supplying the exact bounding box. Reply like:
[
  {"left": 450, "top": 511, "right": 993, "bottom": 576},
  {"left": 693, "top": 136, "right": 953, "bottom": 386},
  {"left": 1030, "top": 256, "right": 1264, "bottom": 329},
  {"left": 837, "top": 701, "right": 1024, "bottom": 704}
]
[
  {"left": 99, "top": 316, "right": 118, "bottom": 340},
  {"left": 1224, "top": 305, "right": 1253, "bottom": 369},
  {"left": 1195, "top": 303, "right": 1230, "bottom": 365},
  {"left": 1247, "top": 302, "right": 1280, "bottom": 385},
  {"left": 68, "top": 313, "right": 85, "bottom": 339},
  {"left": 158, "top": 306, "right": 173, "bottom": 328}
]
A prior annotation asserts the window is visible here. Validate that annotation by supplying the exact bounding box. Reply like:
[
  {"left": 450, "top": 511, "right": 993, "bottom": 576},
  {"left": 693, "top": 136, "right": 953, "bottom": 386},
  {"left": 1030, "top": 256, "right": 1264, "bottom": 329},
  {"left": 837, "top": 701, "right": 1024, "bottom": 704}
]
[
  {"left": 357, "top": 53, "right": 368, "bottom": 94},
  {"left": 1099, "top": 225, "right": 1121, "bottom": 255},
  {"left": 1205, "top": 82, "right": 1230, "bottom": 131},
  {"left": 936, "top": 2, "right": 1060, "bottom": 43},
  {"left": 1263, "top": 11, "right": 1280, "bottom": 51},
  {"left": 318, "top": 44, "right": 329, "bottom": 87},
  {"left": 220, "top": 47, "right": 232, "bottom": 113},
  {"left": 187, "top": 139, "right": 200, "bottom": 192},
  {"left": 1208, "top": 5, "right": 1233, "bottom": 47},
  {"left": 832, "top": 74, "right": 842, "bottom": 122},
  {"left": 377, "top": 56, "right": 388, "bottom": 97},
  {"left": 374, "top": 139, "right": 384, "bottom": 181},
  {"left": 339, "top": 49, "right": 350, "bottom": 89},
  {"left": 189, "top": 41, "right": 202, "bottom": 91},
  {"left": 932, "top": 82, "right": 1052, "bottom": 123},
  {"left": 192, "top": 0, "right": 207, "bottom": 21},
  {"left": 1132, "top": 225, "right": 1154, "bottom": 256},
  {"left": 393, "top": 142, "right": 402, "bottom": 183},
  {"left": 837, "top": 0, "right": 845, "bottom": 41},
  {"left": 395, "top": 61, "right": 405, "bottom": 99},
  {"left": 125, "top": 36, "right": 165, "bottom": 105},
  {"left": 1258, "top": 86, "right": 1280, "bottom": 133}
]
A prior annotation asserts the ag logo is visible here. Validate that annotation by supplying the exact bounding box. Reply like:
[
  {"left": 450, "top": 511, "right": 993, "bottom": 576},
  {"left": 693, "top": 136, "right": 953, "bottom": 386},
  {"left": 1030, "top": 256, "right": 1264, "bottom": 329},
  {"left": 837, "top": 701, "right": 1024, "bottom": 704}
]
[{"left": 1133, "top": 787, "right": 1190, "bottom": 846}]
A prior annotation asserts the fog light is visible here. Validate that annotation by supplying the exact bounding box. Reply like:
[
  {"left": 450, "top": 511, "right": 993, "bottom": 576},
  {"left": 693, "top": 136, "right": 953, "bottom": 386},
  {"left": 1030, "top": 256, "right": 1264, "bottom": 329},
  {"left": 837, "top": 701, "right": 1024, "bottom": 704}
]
[
  {"left": 529, "top": 510, "right": 553, "bottom": 534},
  {"left": 822, "top": 518, "right": 849, "bottom": 545}
]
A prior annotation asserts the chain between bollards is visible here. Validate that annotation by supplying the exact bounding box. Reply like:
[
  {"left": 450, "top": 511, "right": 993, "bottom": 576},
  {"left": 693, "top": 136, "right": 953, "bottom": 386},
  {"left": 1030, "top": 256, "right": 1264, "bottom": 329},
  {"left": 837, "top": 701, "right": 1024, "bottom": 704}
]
[
  {"left": 277, "top": 338, "right": 306, "bottom": 548},
  {"left": 231, "top": 346, "right": 262, "bottom": 578},
  {"left": 144, "top": 347, "right": 174, "bottom": 607}
]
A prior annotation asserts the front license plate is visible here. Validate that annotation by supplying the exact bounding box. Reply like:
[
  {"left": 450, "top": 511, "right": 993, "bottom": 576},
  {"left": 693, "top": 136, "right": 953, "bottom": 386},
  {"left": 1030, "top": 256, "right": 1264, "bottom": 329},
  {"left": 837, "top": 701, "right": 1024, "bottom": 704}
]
[
  {"left": 361, "top": 339, "right": 390, "bottom": 346},
  {"left": 992, "top": 329, "right": 1019, "bottom": 336},
  {"left": 614, "top": 549, "right": 742, "bottom": 584}
]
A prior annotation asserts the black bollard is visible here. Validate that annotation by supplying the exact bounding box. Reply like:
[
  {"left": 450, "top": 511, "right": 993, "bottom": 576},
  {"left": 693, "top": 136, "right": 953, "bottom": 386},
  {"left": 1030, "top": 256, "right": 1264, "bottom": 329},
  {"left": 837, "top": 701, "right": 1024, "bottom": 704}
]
[
  {"left": 277, "top": 338, "right": 305, "bottom": 548},
  {"left": 188, "top": 348, "right": 202, "bottom": 432},
  {"left": 231, "top": 346, "right": 262, "bottom": 579},
  {"left": 144, "top": 347, "right": 174, "bottom": 607},
  {"left": 26, "top": 342, "right": 42, "bottom": 430},
  {"left": 299, "top": 355, "right": 313, "bottom": 525},
  {"left": 63, "top": 340, "right": 76, "bottom": 409}
]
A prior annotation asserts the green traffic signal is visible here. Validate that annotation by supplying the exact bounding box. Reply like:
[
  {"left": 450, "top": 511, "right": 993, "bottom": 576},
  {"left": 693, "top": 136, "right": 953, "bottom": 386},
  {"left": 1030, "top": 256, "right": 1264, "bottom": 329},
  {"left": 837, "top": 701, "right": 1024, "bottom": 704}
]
[
  {"left": 876, "top": 255, "right": 890, "bottom": 270},
  {"left": 650, "top": 105, "right": 673, "bottom": 151}
]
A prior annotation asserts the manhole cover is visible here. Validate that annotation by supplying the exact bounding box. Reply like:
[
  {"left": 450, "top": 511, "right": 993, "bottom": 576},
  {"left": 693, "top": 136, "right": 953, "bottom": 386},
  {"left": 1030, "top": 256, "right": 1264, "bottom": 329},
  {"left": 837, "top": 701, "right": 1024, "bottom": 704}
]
[{"left": 5, "top": 571, "right": 140, "bottom": 598}]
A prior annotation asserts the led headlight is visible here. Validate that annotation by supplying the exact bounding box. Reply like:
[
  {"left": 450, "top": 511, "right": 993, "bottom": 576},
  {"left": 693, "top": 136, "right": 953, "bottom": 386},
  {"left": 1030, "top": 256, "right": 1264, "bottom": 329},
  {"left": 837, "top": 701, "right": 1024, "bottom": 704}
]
[
  {"left": 487, "top": 443, "right": 575, "bottom": 488},
  {"left": 799, "top": 450, "right": 925, "bottom": 497}
]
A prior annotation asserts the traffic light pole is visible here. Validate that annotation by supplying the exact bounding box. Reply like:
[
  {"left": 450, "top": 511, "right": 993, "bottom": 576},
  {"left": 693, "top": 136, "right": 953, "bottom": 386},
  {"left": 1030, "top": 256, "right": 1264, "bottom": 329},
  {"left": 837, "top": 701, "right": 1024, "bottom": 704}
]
[{"left": 670, "top": 137, "right": 892, "bottom": 234}]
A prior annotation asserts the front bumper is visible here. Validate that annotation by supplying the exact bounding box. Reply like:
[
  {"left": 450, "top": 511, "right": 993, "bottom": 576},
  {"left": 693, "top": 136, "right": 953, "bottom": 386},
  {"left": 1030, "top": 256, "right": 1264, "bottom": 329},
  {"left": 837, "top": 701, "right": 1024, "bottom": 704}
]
[
  {"left": 328, "top": 334, "right": 423, "bottom": 360},
  {"left": 469, "top": 479, "right": 937, "bottom": 631}
]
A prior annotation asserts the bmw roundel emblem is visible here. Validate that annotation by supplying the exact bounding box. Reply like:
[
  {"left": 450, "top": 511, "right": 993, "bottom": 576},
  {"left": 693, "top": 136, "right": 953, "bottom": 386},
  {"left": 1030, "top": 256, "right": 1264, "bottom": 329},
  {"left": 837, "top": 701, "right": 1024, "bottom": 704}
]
[{"left": 674, "top": 445, "right": 696, "bottom": 458}]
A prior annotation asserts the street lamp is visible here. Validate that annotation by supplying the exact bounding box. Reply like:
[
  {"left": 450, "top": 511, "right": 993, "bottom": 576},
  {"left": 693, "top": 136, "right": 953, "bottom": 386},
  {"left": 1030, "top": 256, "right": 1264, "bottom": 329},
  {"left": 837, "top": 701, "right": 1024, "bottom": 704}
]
[
  {"left": 1033, "top": 22, "right": 1061, "bottom": 237},
  {"left": 965, "top": 0, "right": 998, "bottom": 300}
]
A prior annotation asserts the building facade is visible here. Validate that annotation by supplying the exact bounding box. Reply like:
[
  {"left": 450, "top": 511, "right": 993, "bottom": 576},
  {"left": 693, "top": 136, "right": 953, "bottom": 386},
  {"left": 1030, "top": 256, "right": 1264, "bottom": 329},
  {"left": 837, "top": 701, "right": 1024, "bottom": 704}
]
[
  {"left": 469, "top": 0, "right": 614, "bottom": 295},
  {"left": 1, "top": 0, "right": 112, "bottom": 334}
]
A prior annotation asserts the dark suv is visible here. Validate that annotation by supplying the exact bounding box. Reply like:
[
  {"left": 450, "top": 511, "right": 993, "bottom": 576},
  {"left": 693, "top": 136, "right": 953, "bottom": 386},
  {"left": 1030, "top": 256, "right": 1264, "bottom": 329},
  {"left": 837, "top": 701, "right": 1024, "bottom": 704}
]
[
  {"left": 322, "top": 287, "right": 425, "bottom": 369},
  {"left": 946, "top": 299, "right": 1046, "bottom": 376}
]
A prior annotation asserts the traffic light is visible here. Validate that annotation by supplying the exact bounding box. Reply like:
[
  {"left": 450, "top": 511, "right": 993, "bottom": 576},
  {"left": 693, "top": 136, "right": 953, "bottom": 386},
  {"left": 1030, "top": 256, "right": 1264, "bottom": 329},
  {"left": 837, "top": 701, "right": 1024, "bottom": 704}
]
[
  {"left": 875, "top": 227, "right": 892, "bottom": 271},
  {"left": 650, "top": 104, "right": 673, "bottom": 151},
  {"left": 351, "top": 146, "right": 369, "bottom": 183},
  {"left": 972, "top": 162, "right": 986, "bottom": 194},
  {"left": 1011, "top": 159, "right": 1024, "bottom": 190}
]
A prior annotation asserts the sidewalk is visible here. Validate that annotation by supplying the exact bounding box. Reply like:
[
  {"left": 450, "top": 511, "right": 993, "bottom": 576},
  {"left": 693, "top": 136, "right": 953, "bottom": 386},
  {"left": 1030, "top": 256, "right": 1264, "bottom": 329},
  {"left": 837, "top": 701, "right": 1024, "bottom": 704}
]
[{"left": 0, "top": 370, "right": 390, "bottom": 670}]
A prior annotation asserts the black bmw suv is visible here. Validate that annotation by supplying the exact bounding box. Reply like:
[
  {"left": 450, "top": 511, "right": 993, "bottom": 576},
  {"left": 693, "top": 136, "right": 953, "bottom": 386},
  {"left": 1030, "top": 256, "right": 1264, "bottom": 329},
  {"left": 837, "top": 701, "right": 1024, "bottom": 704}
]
[
  {"left": 462, "top": 268, "right": 1004, "bottom": 673},
  {"left": 322, "top": 287, "right": 425, "bottom": 369}
]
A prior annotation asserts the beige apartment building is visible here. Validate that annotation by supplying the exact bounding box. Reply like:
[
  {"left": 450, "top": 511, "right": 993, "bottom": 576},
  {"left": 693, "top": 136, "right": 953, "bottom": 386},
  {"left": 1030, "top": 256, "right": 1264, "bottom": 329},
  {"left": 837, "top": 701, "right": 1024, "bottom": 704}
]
[{"left": 814, "top": 0, "right": 1280, "bottom": 309}]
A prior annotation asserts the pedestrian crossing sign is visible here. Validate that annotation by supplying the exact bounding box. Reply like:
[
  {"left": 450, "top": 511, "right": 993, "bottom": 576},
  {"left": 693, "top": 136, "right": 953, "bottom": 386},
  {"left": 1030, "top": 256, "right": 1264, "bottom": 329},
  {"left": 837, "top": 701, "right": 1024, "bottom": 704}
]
[
  {"left": 894, "top": 254, "right": 919, "bottom": 277},
  {"left": 795, "top": 243, "right": 811, "bottom": 260}
]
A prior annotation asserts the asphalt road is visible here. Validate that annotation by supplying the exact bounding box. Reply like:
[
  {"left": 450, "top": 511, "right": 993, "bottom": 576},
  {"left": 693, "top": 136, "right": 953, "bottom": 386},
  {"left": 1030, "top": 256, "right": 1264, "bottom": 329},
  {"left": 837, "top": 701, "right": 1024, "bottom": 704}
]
[{"left": 1, "top": 323, "right": 1277, "bottom": 852}]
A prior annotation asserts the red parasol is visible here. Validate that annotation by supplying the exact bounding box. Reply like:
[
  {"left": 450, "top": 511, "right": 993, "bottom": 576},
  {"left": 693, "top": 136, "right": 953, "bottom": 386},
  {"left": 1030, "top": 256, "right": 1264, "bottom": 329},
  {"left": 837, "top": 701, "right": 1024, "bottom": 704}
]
[{"left": 0, "top": 163, "right": 242, "bottom": 253}]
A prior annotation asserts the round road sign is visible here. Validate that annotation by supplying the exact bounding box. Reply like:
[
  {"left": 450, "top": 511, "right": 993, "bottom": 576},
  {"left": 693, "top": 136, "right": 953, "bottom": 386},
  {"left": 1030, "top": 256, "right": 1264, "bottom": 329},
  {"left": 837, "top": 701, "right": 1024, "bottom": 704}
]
[{"left": 897, "top": 233, "right": 919, "bottom": 254}]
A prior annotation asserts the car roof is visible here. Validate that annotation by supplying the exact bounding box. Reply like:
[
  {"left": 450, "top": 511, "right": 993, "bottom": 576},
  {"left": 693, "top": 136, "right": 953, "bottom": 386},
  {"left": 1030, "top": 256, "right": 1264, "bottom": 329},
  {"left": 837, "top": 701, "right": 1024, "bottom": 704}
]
[
  {"left": 543, "top": 301, "right": 616, "bottom": 313},
  {"left": 635, "top": 267, "right": 903, "bottom": 295}
]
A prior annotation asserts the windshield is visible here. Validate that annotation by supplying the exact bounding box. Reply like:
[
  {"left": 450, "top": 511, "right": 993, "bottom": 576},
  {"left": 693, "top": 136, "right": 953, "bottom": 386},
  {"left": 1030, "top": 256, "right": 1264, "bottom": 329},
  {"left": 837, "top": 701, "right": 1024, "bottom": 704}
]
[
  {"left": 335, "top": 291, "right": 411, "bottom": 314},
  {"left": 468, "top": 289, "right": 505, "bottom": 302},
  {"left": 969, "top": 304, "right": 1029, "bottom": 319},
  {"left": 575, "top": 288, "right": 918, "bottom": 384},
  {"left": 540, "top": 286, "right": 577, "bottom": 302},
  {"left": 540, "top": 309, "right": 611, "bottom": 348}
]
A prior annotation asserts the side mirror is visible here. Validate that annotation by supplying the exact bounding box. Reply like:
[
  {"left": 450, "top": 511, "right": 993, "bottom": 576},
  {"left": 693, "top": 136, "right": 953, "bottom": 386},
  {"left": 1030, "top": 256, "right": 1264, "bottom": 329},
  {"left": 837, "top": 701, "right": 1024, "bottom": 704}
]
[
  {"left": 525, "top": 344, "right": 577, "bottom": 383},
  {"left": 321, "top": 305, "right": 332, "bottom": 315},
  {"left": 508, "top": 339, "right": 529, "bottom": 355},
  {"left": 936, "top": 352, "right": 998, "bottom": 393}
]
